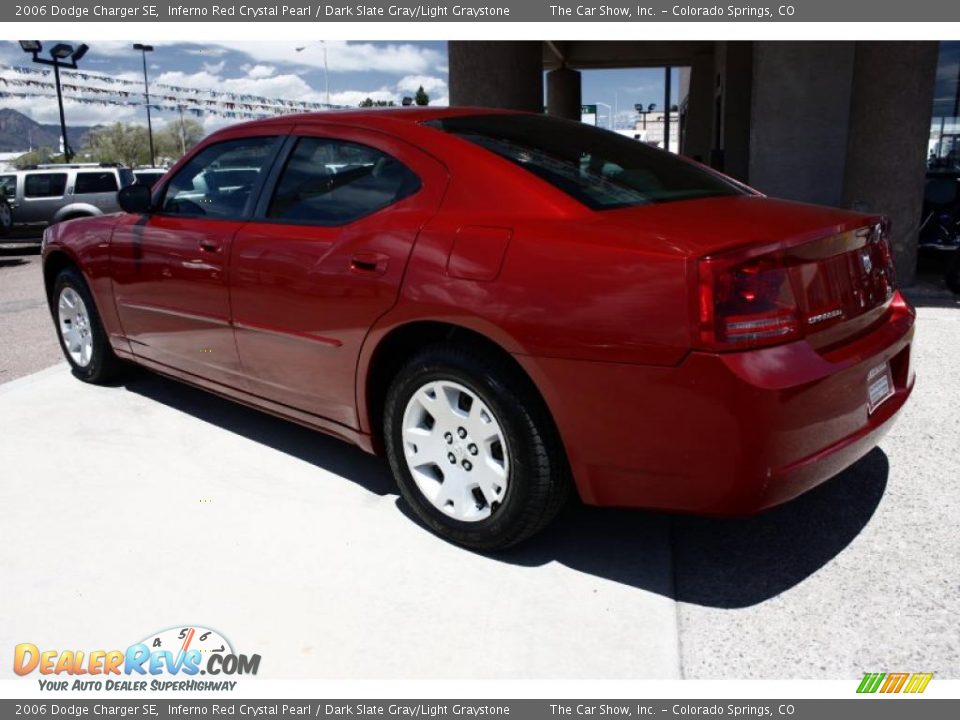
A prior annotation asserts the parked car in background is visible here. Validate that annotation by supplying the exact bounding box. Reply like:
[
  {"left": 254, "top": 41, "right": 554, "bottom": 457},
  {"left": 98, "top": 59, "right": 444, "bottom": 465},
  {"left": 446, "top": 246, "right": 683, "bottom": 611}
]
[
  {"left": 2, "top": 163, "right": 133, "bottom": 233},
  {"left": 41, "top": 109, "right": 916, "bottom": 550},
  {"left": 132, "top": 168, "right": 167, "bottom": 187}
]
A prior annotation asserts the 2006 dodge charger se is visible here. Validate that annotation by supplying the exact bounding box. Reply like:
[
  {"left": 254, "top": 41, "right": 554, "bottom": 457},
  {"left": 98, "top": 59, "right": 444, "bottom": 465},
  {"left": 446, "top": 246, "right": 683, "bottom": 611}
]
[{"left": 42, "top": 108, "right": 915, "bottom": 550}]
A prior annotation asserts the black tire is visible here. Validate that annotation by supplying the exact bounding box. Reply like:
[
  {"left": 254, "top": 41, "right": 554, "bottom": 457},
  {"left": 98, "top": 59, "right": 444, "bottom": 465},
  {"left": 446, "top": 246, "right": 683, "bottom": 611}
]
[
  {"left": 946, "top": 249, "right": 960, "bottom": 295},
  {"left": 51, "top": 267, "right": 122, "bottom": 384},
  {"left": 0, "top": 197, "right": 12, "bottom": 236},
  {"left": 384, "top": 343, "right": 571, "bottom": 551}
]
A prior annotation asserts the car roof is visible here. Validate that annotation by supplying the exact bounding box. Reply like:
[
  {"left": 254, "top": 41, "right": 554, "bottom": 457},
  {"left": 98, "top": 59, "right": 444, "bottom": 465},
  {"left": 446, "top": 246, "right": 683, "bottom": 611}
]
[{"left": 221, "top": 106, "right": 517, "bottom": 132}]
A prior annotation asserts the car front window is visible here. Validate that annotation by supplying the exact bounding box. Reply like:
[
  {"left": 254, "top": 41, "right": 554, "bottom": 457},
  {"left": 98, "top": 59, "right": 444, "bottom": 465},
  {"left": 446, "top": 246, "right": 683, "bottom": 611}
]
[{"left": 161, "top": 136, "right": 278, "bottom": 219}]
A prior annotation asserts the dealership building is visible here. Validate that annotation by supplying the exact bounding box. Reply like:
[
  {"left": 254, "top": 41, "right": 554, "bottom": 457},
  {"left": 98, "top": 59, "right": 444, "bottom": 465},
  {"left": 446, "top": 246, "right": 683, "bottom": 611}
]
[{"left": 448, "top": 41, "right": 958, "bottom": 285}]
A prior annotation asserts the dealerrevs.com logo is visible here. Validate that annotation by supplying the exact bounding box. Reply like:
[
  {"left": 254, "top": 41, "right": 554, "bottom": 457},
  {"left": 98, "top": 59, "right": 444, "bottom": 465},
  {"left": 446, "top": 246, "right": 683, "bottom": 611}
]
[{"left": 14, "top": 626, "right": 260, "bottom": 692}]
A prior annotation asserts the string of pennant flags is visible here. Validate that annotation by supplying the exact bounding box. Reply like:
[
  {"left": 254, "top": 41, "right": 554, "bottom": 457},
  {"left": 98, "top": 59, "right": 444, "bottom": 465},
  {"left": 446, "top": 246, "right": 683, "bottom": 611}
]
[{"left": 0, "top": 63, "right": 344, "bottom": 120}]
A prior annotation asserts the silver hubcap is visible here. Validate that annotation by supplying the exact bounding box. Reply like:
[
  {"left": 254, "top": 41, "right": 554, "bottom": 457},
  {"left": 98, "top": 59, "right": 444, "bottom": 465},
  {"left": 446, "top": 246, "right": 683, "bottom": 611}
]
[
  {"left": 401, "top": 380, "right": 510, "bottom": 522},
  {"left": 58, "top": 287, "right": 94, "bottom": 368}
]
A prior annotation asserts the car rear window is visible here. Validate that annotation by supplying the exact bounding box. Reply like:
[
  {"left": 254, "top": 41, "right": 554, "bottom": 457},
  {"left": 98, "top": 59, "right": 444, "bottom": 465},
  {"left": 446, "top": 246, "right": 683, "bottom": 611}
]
[
  {"left": 75, "top": 171, "right": 119, "bottom": 194},
  {"left": 424, "top": 114, "right": 746, "bottom": 210},
  {"left": 24, "top": 173, "right": 67, "bottom": 198},
  {"left": 266, "top": 137, "right": 421, "bottom": 225}
]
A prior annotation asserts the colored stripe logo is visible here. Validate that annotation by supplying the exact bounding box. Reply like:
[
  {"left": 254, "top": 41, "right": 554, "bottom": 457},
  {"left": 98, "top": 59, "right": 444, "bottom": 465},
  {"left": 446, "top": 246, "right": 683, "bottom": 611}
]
[{"left": 857, "top": 672, "right": 933, "bottom": 694}]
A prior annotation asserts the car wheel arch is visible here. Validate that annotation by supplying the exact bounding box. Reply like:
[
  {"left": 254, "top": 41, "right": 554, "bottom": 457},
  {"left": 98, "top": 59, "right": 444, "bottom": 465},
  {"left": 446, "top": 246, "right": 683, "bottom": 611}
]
[
  {"left": 43, "top": 250, "right": 82, "bottom": 303},
  {"left": 359, "top": 320, "right": 562, "bottom": 459}
]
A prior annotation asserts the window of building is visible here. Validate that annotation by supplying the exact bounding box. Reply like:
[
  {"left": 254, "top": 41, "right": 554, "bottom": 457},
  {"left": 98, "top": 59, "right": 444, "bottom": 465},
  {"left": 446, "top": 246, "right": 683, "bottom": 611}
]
[{"left": 930, "top": 41, "right": 960, "bottom": 171}]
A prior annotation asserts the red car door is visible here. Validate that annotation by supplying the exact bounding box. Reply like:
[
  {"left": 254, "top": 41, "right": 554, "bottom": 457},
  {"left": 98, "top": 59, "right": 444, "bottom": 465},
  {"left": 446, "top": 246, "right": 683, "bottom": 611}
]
[
  {"left": 229, "top": 124, "right": 448, "bottom": 428},
  {"left": 110, "top": 132, "right": 286, "bottom": 387}
]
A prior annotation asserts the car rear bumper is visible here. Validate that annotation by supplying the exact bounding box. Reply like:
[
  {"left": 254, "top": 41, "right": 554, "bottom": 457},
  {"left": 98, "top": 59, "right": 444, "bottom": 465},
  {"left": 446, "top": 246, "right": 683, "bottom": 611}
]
[{"left": 517, "top": 293, "right": 915, "bottom": 515}]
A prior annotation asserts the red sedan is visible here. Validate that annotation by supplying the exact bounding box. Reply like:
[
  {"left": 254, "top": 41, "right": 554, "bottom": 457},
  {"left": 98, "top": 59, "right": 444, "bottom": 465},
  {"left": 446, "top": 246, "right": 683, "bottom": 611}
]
[{"left": 41, "top": 108, "right": 915, "bottom": 550}]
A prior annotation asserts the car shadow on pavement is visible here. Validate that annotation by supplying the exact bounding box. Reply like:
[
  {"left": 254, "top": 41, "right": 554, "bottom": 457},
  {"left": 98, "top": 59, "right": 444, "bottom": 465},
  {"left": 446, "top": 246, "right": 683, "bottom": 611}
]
[
  {"left": 120, "top": 369, "right": 397, "bottom": 497},
  {"left": 121, "top": 368, "right": 889, "bottom": 609},
  {"left": 502, "top": 448, "right": 889, "bottom": 608}
]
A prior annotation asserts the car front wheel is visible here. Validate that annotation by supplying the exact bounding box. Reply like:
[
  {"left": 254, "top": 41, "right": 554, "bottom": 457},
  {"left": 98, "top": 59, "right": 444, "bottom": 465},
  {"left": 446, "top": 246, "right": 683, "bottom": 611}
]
[
  {"left": 384, "top": 344, "right": 570, "bottom": 551},
  {"left": 53, "top": 267, "right": 121, "bottom": 383}
]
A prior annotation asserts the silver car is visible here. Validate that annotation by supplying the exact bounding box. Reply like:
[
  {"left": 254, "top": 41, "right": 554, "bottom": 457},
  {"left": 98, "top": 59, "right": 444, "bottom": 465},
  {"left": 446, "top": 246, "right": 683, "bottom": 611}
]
[{"left": 0, "top": 164, "right": 134, "bottom": 230}]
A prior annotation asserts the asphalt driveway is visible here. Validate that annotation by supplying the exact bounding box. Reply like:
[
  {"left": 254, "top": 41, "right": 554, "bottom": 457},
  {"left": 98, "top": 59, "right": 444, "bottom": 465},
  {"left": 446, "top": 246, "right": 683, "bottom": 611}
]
[{"left": 0, "top": 245, "right": 957, "bottom": 678}]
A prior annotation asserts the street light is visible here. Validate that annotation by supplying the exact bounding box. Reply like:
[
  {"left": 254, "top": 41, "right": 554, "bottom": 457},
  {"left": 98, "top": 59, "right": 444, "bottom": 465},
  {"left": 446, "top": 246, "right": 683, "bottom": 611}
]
[
  {"left": 594, "top": 102, "right": 613, "bottom": 130},
  {"left": 133, "top": 43, "right": 156, "bottom": 168},
  {"left": 19, "top": 40, "right": 89, "bottom": 163},
  {"left": 295, "top": 41, "right": 331, "bottom": 107}
]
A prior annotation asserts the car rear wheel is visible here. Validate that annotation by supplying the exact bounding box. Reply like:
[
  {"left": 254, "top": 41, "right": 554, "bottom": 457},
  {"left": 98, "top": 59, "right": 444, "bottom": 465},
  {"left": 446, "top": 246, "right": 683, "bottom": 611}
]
[
  {"left": 53, "top": 268, "right": 121, "bottom": 384},
  {"left": 384, "top": 344, "right": 570, "bottom": 551}
]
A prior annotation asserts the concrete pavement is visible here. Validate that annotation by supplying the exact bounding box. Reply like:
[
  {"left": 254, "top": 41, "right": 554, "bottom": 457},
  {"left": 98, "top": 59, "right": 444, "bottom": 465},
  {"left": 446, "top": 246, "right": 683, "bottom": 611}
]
[
  {"left": 0, "top": 294, "right": 957, "bottom": 679},
  {"left": 0, "top": 365, "right": 681, "bottom": 679},
  {"left": 0, "top": 241, "right": 61, "bottom": 383}
]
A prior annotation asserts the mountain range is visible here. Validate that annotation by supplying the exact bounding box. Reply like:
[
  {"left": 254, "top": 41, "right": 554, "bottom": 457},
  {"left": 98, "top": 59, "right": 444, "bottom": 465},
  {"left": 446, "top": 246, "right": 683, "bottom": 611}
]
[{"left": 0, "top": 108, "right": 95, "bottom": 154}]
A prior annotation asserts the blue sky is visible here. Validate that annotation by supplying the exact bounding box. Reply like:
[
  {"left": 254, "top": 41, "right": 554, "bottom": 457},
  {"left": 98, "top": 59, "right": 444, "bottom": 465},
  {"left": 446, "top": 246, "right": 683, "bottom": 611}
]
[{"left": 0, "top": 40, "right": 677, "bottom": 136}]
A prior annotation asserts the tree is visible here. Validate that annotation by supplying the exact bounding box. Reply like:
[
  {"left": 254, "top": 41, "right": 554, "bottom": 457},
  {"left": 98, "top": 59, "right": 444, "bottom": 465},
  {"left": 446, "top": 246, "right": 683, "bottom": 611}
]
[
  {"left": 358, "top": 97, "right": 396, "bottom": 108},
  {"left": 83, "top": 123, "right": 152, "bottom": 168},
  {"left": 13, "top": 147, "right": 56, "bottom": 168},
  {"left": 155, "top": 117, "right": 205, "bottom": 162},
  {"left": 414, "top": 85, "right": 430, "bottom": 106}
]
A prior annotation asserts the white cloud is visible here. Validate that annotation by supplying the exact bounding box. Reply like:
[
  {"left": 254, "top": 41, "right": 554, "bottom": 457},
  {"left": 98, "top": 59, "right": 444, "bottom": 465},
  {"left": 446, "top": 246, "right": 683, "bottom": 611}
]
[
  {"left": 83, "top": 40, "right": 444, "bottom": 76},
  {"left": 0, "top": 95, "right": 140, "bottom": 132},
  {"left": 396, "top": 74, "right": 448, "bottom": 96},
  {"left": 329, "top": 89, "right": 397, "bottom": 107},
  {"left": 216, "top": 41, "right": 445, "bottom": 75},
  {"left": 246, "top": 64, "right": 276, "bottom": 79},
  {"left": 202, "top": 61, "right": 226, "bottom": 74}
]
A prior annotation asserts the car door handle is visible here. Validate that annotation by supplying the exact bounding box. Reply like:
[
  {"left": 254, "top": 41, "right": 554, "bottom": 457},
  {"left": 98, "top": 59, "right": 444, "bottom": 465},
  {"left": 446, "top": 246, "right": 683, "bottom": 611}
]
[
  {"left": 199, "top": 239, "right": 221, "bottom": 253},
  {"left": 350, "top": 252, "right": 389, "bottom": 276}
]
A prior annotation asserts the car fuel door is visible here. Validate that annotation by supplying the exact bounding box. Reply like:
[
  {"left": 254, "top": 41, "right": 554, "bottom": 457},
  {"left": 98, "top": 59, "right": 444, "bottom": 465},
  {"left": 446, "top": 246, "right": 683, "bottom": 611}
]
[{"left": 230, "top": 125, "right": 448, "bottom": 428}]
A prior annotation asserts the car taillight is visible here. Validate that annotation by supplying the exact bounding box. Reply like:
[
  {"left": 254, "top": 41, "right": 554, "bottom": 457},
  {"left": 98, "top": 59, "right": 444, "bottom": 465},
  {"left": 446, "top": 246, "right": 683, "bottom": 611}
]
[
  {"left": 697, "top": 253, "right": 800, "bottom": 351},
  {"left": 695, "top": 221, "right": 897, "bottom": 353}
]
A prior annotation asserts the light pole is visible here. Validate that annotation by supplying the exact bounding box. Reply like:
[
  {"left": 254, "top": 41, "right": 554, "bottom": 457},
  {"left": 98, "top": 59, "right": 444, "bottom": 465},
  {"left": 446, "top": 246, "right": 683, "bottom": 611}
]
[
  {"left": 295, "top": 41, "right": 331, "bottom": 107},
  {"left": 19, "top": 41, "right": 88, "bottom": 163},
  {"left": 133, "top": 43, "right": 156, "bottom": 168},
  {"left": 594, "top": 102, "right": 613, "bottom": 130}
]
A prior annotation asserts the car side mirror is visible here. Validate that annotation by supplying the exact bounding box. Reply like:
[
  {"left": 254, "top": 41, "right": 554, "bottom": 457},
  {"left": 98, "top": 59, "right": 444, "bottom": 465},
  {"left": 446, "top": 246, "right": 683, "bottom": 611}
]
[{"left": 118, "top": 184, "right": 154, "bottom": 214}]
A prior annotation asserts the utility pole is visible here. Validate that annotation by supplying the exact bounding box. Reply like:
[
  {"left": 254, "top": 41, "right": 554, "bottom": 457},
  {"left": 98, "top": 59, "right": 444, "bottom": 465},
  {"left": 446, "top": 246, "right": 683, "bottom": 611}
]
[{"left": 134, "top": 44, "right": 156, "bottom": 168}]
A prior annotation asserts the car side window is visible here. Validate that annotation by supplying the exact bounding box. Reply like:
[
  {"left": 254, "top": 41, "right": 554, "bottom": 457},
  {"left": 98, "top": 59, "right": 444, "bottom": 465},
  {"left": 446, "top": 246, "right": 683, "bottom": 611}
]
[
  {"left": 74, "top": 172, "right": 119, "bottom": 194},
  {"left": 266, "top": 137, "right": 421, "bottom": 225},
  {"left": 0, "top": 174, "right": 16, "bottom": 197},
  {"left": 24, "top": 173, "right": 67, "bottom": 198},
  {"left": 161, "top": 136, "right": 277, "bottom": 219}
]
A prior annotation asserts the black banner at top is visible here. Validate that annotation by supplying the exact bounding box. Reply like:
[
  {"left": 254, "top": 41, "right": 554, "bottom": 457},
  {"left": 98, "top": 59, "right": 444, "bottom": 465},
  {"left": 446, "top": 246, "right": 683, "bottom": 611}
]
[{"left": 3, "top": 0, "right": 960, "bottom": 23}]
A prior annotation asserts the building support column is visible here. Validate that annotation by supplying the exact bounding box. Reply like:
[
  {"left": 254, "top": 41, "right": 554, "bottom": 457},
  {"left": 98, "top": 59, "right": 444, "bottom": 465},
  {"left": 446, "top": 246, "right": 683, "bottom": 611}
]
[
  {"left": 842, "top": 41, "right": 939, "bottom": 285},
  {"left": 546, "top": 67, "right": 582, "bottom": 120},
  {"left": 448, "top": 41, "right": 543, "bottom": 112}
]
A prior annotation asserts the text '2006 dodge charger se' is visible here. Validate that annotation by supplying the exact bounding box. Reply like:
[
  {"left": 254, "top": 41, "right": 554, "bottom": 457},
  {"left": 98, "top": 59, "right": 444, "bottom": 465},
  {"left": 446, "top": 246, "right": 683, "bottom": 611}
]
[{"left": 41, "top": 108, "right": 915, "bottom": 550}]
